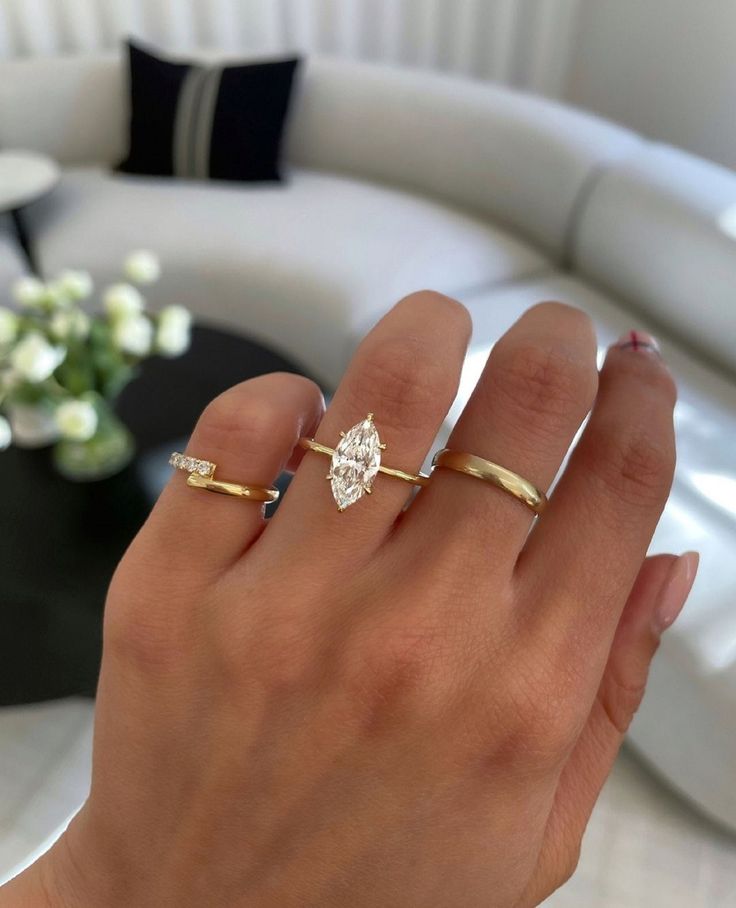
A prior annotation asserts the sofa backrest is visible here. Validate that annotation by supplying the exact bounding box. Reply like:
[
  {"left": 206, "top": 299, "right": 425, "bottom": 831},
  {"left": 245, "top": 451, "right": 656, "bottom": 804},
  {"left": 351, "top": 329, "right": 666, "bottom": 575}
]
[
  {"left": 573, "top": 144, "right": 736, "bottom": 376},
  {"left": 287, "top": 59, "right": 642, "bottom": 259},
  {"left": 0, "top": 52, "right": 642, "bottom": 259}
]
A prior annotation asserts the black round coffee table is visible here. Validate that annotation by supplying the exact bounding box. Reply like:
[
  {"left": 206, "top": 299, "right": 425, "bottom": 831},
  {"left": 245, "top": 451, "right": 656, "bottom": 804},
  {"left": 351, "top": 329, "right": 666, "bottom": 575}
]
[{"left": 0, "top": 325, "right": 314, "bottom": 706}]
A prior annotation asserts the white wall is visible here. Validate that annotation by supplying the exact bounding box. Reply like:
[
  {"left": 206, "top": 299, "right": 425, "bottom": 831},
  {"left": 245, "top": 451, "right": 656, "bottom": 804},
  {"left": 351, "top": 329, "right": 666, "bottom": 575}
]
[
  {"left": 0, "top": 0, "right": 581, "bottom": 92},
  {"left": 1, "top": 0, "right": 734, "bottom": 171},
  {"left": 564, "top": 0, "right": 736, "bottom": 171}
]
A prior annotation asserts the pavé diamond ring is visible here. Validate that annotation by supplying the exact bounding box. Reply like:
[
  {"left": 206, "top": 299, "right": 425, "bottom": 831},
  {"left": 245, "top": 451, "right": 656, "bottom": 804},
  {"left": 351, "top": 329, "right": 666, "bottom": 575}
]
[
  {"left": 169, "top": 452, "right": 280, "bottom": 503},
  {"left": 431, "top": 449, "right": 547, "bottom": 514},
  {"left": 298, "top": 414, "right": 429, "bottom": 511}
]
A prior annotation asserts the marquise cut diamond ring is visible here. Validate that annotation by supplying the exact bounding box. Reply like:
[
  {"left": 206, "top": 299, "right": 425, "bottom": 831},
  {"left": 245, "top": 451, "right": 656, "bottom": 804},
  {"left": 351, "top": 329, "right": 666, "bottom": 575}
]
[
  {"left": 169, "top": 452, "right": 280, "bottom": 503},
  {"left": 298, "top": 414, "right": 429, "bottom": 512}
]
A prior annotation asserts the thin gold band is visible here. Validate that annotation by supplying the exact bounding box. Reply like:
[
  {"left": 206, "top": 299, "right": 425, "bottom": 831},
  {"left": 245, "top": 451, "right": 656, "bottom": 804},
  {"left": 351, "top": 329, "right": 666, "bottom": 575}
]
[
  {"left": 298, "top": 437, "right": 429, "bottom": 487},
  {"left": 431, "top": 448, "right": 547, "bottom": 514},
  {"left": 169, "top": 452, "right": 279, "bottom": 503},
  {"left": 186, "top": 472, "right": 279, "bottom": 502}
]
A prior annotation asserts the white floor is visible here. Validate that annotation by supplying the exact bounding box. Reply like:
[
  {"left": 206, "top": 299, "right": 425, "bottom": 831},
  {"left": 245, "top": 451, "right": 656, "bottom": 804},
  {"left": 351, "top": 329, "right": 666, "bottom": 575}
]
[{"left": 1, "top": 699, "right": 735, "bottom": 905}]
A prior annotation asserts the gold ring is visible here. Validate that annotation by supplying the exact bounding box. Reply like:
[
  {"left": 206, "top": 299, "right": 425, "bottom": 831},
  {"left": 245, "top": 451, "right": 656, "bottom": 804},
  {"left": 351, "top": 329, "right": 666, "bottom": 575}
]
[
  {"left": 298, "top": 413, "right": 428, "bottom": 511},
  {"left": 169, "top": 452, "right": 279, "bottom": 503},
  {"left": 431, "top": 448, "right": 547, "bottom": 514}
]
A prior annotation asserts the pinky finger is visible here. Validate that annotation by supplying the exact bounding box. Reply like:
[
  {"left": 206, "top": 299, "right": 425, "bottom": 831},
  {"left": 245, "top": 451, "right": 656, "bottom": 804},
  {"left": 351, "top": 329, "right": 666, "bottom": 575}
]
[{"left": 521, "top": 552, "right": 698, "bottom": 904}]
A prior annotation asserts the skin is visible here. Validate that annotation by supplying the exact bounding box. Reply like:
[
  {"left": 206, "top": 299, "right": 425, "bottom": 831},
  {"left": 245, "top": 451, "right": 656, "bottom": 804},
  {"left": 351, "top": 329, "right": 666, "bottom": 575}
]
[{"left": 1, "top": 295, "right": 696, "bottom": 907}]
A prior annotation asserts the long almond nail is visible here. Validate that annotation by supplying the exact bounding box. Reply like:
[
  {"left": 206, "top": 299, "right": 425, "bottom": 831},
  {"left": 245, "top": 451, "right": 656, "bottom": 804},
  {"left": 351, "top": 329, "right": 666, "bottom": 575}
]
[
  {"left": 654, "top": 552, "right": 699, "bottom": 631},
  {"left": 615, "top": 330, "right": 661, "bottom": 356}
]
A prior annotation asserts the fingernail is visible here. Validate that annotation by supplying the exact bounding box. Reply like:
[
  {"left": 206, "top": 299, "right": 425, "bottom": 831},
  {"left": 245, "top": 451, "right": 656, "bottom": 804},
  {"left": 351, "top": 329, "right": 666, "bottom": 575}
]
[
  {"left": 654, "top": 551, "right": 699, "bottom": 632},
  {"left": 615, "top": 330, "right": 661, "bottom": 356}
]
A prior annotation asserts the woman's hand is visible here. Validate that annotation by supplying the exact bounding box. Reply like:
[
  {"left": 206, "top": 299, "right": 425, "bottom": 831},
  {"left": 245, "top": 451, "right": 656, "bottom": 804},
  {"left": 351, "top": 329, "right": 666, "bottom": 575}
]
[{"left": 4, "top": 295, "right": 696, "bottom": 907}]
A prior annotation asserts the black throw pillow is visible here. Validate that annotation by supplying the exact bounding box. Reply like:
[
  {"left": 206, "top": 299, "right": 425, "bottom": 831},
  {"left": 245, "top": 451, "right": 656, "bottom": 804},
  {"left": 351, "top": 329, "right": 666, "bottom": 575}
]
[{"left": 118, "top": 40, "right": 300, "bottom": 182}]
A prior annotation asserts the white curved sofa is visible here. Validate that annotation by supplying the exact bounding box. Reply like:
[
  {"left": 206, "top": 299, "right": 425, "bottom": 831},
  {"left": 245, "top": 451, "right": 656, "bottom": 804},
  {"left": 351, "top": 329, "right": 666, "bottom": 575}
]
[{"left": 0, "top": 52, "right": 735, "bottom": 831}]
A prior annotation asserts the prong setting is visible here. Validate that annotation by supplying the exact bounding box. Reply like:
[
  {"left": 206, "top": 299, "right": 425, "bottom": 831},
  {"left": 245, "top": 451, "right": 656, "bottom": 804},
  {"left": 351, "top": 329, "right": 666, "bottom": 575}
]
[{"left": 329, "top": 414, "right": 382, "bottom": 510}]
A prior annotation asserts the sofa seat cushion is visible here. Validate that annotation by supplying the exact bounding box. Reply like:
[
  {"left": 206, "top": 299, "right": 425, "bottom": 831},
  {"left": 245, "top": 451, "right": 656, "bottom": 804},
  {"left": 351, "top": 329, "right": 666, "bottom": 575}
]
[
  {"left": 445, "top": 271, "right": 736, "bottom": 831},
  {"left": 25, "top": 167, "right": 548, "bottom": 386}
]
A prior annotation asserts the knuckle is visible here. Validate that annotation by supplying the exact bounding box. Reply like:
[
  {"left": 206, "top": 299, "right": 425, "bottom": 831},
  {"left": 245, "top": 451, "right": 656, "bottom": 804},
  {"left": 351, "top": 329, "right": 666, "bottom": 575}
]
[
  {"left": 217, "top": 605, "right": 319, "bottom": 693},
  {"left": 612, "top": 351, "right": 678, "bottom": 408},
  {"left": 197, "top": 388, "right": 282, "bottom": 460},
  {"left": 104, "top": 597, "right": 179, "bottom": 677},
  {"left": 488, "top": 340, "right": 596, "bottom": 432},
  {"left": 349, "top": 334, "right": 451, "bottom": 432},
  {"left": 598, "top": 673, "right": 650, "bottom": 736},
  {"left": 339, "top": 621, "right": 459, "bottom": 731},
  {"left": 556, "top": 840, "right": 583, "bottom": 889},
  {"left": 586, "top": 423, "right": 675, "bottom": 510},
  {"left": 498, "top": 663, "right": 578, "bottom": 764}
]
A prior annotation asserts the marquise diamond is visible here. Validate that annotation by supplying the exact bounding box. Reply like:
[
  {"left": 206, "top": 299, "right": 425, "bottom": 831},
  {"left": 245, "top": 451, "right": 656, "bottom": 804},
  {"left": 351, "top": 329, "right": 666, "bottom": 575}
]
[{"left": 330, "top": 416, "right": 382, "bottom": 510}]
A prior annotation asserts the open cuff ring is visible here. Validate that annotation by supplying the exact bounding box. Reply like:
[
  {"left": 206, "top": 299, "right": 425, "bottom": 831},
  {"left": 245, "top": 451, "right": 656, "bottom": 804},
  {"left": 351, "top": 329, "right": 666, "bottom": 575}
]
[
  {"left": 298, "top": 413, "right": 428, "bottom": 511},
  {"left": 169, "top": 452, "right": 280, "bottom": 503},
  {"left": 431, "top": 448, "right": 547, "bottom": 515}
]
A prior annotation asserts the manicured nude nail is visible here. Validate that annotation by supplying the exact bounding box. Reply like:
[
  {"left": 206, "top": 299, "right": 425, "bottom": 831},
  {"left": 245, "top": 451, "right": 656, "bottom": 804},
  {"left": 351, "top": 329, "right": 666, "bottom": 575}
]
[
  {"left": 654, "top": 552, "right": 699, "bottom": 631},
  {"left": 616, "top": 330, "right": 661, "bottom": 355}
]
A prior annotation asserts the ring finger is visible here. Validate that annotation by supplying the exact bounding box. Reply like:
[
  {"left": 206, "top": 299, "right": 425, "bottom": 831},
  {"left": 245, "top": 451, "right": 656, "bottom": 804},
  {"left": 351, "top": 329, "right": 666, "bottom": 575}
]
[{"left": 407, "top": 303, "right": 598, "bottom": 569}]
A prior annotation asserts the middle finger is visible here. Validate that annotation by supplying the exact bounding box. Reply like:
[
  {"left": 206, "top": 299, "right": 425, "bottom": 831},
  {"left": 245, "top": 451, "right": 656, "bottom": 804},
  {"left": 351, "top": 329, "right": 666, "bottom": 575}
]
[{"left": 268, "top": 291, "right": 471, "bottom": 565}]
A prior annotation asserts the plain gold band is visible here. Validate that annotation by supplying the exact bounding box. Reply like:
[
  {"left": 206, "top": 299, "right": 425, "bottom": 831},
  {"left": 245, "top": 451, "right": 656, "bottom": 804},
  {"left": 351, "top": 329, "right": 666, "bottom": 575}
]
[
  {"left": 431, "top": 448, "right": 547, "bottom": 514},
  {"left": 298, "top": 437, "right": 429, "bottom": 487},
  {"left": 186, "top": 472, "right": 280, "bottom": 502}
]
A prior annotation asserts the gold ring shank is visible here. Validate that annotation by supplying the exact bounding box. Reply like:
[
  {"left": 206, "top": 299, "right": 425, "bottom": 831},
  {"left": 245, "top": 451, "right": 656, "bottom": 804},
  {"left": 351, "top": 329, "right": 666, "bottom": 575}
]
[
  {"left": 431, "top": 448, "right": 547, "bottom": 514},
  {"left": 186, "top": 472, "right": 279, "bottom": 502},
  {"left": 298, "top": 437, "right": 429, "bottom": 487}
]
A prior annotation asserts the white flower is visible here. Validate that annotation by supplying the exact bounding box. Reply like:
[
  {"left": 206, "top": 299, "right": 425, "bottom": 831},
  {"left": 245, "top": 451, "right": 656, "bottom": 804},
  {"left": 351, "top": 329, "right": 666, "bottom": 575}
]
[
  {"left": 56, "top": 399, "right": 98, "bottom": 442},
  {"left": 7, "top": 403, "right": 59, "bottom": 447},
  {"left": 104, "top": 283, "right": 145, "bottom": 320},
  {"left": 156, "top": 305, "right": 192, "bottom": 357},
  {"left": 0, "top": 307, "right": 19, "bottom": 345},
  {"left": 112, "top": 314, "right": 153, "bottom": 356},
  {"left": 10, "top": 332, "right": 65, "bottom": 383},
  {"left": 57, "top": 269, "right": 93, "bottom": 301},
  {"left": 51, "top": 308, "right": 91, "bottom": 341},
  {"left": 43, "top": 280, "right": 73, "bottom": 309},
  {"left": 124, "top": 250, "right": 161, "bottom": 285},
  {"left": 0, "top": 414, "right": 10, "bottom": 450},
  {"left": 12, "top": 276, "right": 46, "bottom": 308}
]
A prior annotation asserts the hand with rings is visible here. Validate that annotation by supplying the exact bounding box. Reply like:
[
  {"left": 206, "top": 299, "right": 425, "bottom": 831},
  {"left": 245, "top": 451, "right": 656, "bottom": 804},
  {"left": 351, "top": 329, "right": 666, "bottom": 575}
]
[{"left": 4, "top": 294, "right": 697, "bottom": 908}]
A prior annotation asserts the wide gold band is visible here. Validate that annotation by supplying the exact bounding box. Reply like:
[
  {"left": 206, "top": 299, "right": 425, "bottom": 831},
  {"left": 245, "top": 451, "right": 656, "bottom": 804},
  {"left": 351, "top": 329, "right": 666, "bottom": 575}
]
[
  {"left": 170, "top": 452, "right": 279, "bottom": 503},
  {"left": 431, "top": 448, "right": 547, "bottom": 514},
  {"left": 298, "top": 437, "right": 429, "bottom": 487}
]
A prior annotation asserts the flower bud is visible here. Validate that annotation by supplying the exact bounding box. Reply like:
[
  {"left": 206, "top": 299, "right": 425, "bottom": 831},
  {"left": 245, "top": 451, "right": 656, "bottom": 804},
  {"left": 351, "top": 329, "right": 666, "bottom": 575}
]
[
  {"left": 12, "top": 276, "right": 46, "bottom": 308},
  {"left": 112, "top": 313, "right": 153, "bottom": 357},
  {"left": 51, "top": 308, "right": 91, "bottom": 341},
  {"left": 55, "top": 398, "right": 98, "bottom": 442},
  {"left": 104, "top": 283, "right": 145, "bottom": 320},
  {"left": 10, "top": 332, "right": 66, "bottom": 383},
  {"left": 0, "top": 414, "right": 10, "bottom": 450},
  {"left": 0, "top": 307, "right": 19, "bottom": 345},
  {"left": 124, "top": 250, "right": 161, "bottom": 285},
  {"left": 156, "top": 305, "right": 192, "bottom": 357},
  {"left": 57, "top": 269, "right": 93, "bottom": 301}
]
